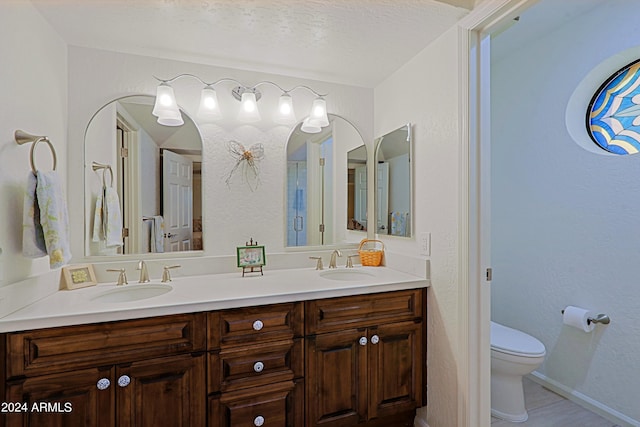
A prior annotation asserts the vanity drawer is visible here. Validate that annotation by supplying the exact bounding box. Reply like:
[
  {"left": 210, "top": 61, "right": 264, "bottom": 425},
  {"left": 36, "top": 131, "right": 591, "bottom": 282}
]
[
  {"left": 209, "top": 338, "right": 303, "bottom": 393},
  {"left": 208, "top": 302, "right": 303, "bottom": 349},
  {"left": 306, "top": 289, "right": 424, "bottom": 335},
  {"left": 209, "top": 380, "right": 303, "bottom": 427},
  {"left": 6, "top": 313, "right": 206, "bottom": 378}
]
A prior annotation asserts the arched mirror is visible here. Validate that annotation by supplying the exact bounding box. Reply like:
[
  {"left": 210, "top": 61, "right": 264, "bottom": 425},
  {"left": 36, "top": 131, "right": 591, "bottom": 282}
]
[
  {"left": 285, "top": 114, "right": 366, "bottom": 247},
  {"left": 84, "top": 95, "right": 203, "bottom": 256},
  {"left": 374, "top": 123, "right": 412, "bottom": 237}
]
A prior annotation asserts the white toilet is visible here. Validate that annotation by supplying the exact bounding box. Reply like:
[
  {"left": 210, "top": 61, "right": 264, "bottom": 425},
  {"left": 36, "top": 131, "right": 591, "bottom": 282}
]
[{"left": 491, "top": 321, "right": 546, "bottom": 422}]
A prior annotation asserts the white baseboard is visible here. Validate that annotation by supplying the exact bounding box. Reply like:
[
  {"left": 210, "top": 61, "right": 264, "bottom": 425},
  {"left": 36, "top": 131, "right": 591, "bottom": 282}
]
[
  {"left": 414, "top": 415, "right": 430, "bottom": 427},
  {"left": 529, "top": 371, "right": 639, "bottom": 427}
]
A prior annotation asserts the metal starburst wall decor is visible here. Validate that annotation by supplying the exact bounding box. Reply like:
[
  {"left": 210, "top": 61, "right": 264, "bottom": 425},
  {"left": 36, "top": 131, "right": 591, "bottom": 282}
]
[{"left": 225, "top": 140, "right": 265, "bottom": 191}]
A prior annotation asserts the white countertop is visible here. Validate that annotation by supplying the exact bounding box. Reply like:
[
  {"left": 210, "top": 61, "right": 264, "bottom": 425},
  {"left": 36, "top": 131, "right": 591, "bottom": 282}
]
[{"left": 0, "top": 266, "right": 428, "bottom": 333}]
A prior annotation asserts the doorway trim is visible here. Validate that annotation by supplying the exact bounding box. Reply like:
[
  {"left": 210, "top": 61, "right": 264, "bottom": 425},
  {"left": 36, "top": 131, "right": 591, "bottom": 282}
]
[{"left": 457, "top": 1, "right": 538, "bottom": 426}]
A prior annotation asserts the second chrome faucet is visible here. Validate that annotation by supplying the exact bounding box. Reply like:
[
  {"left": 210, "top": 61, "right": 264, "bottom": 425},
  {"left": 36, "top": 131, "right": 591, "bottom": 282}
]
[{"left": 137, "top": 260, "right": 150, "bottom": 283}]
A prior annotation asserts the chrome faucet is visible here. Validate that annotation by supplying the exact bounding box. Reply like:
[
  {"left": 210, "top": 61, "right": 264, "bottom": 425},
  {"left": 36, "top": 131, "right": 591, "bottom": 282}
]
[
  {"left": 137, "top": 260, "right": 150, "bottom": 283},
  {"left": 329, "top": 250, "right": 342, "bottom": 269},
  {"left": 309, "top": 256, "right": 324, "bottom": 270},
  {"left": 106, "top": 268, "right": 128, "bottom": 286}
]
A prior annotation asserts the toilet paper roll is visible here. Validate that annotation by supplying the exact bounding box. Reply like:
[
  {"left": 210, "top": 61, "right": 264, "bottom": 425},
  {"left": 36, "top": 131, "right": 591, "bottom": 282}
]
[{"left": 563, "top": 305, "right": 596, "bottom": 332}]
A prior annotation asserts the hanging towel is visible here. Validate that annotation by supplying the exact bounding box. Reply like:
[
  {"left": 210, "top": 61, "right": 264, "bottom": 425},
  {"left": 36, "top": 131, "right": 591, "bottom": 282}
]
[
  {"left": 91, "top": 190, "right": 105, "bottom": 244},
  {"left": 150, "top": 215, "right": 165, "bottom": 253},
  {"left": 22, "top": 172, "right": 47, "bottom": 258},
  {"left": 34, "top": 171, "right": 72, "bottom": 268},
  {"left": 92, "top": 186, "right": 123, "bottom": 248},
  {"left": 390, "top": 212, "right": 408, "bottom": 237}
]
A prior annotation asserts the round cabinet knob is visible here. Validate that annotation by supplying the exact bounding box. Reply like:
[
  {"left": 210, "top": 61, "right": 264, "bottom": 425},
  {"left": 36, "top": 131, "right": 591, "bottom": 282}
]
[
  {"left": 252, "top": 320, "right": 264, "bottom": 331},
  {"left": 359, "top": 336, "right": 368, "bottom": 346},
  {"left": 96, "top": 378, "right": 111, "bottom": 390},
  {"left": 253, "top": 361, "right": 265, "bottom": 373},
  {"left": 254, "top": 415, "right": 265, "bottom": 426},
  {"left": 370, "top": 334, "right": 380, "bottom": 345},
  {"left": 117, "top": 375, "right": 131, "bottom": 387}
]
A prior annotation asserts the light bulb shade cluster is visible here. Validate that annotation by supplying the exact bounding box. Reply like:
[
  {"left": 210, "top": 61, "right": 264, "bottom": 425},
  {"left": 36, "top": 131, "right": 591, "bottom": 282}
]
[
  {"left": 151, "top": 75, "right": 329, "bottom": 133},
  {"left": 300, "top": 98, "right": 329, "bottom": 134},
  {"left": 152, "top": 83, "right": 184, "bottom": 126}
]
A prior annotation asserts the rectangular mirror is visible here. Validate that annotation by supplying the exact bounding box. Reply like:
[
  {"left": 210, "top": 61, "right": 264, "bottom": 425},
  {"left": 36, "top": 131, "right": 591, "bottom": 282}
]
[{"left": 374, "top": 123, "right": 412, "bottom": 237}]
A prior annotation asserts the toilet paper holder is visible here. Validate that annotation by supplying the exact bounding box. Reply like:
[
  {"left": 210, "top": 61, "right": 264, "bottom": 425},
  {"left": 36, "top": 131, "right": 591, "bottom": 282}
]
[{"left": 561, "top": 309, "right": 611, "bottom": 325}]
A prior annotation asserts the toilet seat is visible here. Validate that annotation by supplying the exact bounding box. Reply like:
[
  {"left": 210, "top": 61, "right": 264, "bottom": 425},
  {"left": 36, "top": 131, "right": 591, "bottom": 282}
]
[{"left": 491, "top": 321, "right": 546, "bottom": 358}]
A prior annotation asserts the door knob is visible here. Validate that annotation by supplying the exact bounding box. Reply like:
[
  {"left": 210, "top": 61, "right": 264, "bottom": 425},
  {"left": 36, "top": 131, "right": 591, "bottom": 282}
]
[
  {"left": 254, "top": 415, "right": 265, "bottom": 426},
  {"left": 370, "top": 334, "right": 380, "bottom": 344},
  {"left": 359, "top": 336, "right": 368, "bottom": 346}
]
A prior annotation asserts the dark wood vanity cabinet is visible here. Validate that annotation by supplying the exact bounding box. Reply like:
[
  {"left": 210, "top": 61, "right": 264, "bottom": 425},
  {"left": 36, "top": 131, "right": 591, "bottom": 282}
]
[
  {"left": 1, "top": 288, "right": 426, "bottom": 427},
  {"left": 305, "top": 289, "right": 425, "bottom": 427},
  {"left": 1, "top": 313, "right": 207, "bottom": 427}
]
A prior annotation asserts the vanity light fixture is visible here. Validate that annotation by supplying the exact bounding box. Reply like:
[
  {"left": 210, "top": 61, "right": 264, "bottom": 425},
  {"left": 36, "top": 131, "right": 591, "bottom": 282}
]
[{"left": 151, "top": 73, "right": 328, "bottom": 131}]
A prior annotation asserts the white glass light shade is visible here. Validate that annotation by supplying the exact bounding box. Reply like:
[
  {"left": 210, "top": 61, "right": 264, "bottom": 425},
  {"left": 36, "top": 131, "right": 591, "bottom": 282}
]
[
  {"left": 157, "top": 108, "right": 184, "bottom": 127},
  {"left": 309, "top": 97, "right": 329, "bottom": 127},
  {"left": 152, "top": 83, "right": 179, "bottom": 118},
  {"left": 197, "top": 86, "right": 222, "bottom": 121},
  {"left": 237, "top": 91, "right": 261, "bottom": 122},
  {"left": 301, "top": 116, "right": 322, "bottom": 134},
  {"left": 274, "top": 93, "right": 296, "bottom": 125}
]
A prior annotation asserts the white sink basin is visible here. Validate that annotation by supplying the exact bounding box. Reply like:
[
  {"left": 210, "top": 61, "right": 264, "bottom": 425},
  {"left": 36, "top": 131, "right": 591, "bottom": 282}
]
[
  {"left": 319, "top": 269, "right": 375, "bottom": 281},
  {"left": 90, "top": 284, "right": 172, "bottom": 303}
]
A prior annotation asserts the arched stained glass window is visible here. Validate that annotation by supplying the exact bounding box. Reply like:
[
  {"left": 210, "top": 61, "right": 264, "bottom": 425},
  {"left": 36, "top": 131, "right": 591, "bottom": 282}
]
[{"left": 587, "top": 59, "right": 640, "bottom": 155}]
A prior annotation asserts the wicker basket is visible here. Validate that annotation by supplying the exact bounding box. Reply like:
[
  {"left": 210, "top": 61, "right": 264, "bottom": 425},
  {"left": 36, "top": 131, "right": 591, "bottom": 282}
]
[{"left": 358, "top": 239, "right": 385, "bottom": 267}]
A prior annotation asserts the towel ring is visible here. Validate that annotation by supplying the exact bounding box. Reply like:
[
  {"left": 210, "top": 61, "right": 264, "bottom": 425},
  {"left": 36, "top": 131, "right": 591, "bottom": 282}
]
[
  {"left": 15, "top": 130, "right": 57, "bottom": 174},
  {"left": 91, "top": 161, "right": 114, "bottom": 188},
  {"left": 102, "top": 166, "right": 114, "bottom": 188}
]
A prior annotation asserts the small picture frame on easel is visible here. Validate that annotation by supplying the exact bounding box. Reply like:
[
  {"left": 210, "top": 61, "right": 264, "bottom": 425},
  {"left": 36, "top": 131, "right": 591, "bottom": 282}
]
[{"left": 237, "top": 238, "right": 266, "bottom": 277}]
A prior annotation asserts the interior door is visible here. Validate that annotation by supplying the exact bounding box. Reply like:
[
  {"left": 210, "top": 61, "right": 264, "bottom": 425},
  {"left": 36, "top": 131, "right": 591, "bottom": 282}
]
[
  {"left": 376, "top": 163, "right": 389, "bottom": 233},
  {"left": 354, "top": 165, "right": 367, "bottom": 228},
  {"left": 162, "top": 149, "right": 193, "bottom": 252}
]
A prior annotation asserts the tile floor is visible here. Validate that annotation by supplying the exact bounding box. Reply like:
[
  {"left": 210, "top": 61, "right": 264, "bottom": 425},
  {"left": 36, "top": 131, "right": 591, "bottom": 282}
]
[{"left": 491, "top": 377, "right": 621, "bottom": 427}]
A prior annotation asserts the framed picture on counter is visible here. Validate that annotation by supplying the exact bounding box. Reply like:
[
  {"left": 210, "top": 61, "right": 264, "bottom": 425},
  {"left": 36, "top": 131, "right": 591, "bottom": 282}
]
[{"left": 60, "top": 264, "right": 98, "bottom": 290}]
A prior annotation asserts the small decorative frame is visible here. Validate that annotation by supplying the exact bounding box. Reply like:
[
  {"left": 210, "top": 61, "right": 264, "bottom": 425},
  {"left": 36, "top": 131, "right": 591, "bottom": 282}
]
[
  {"left": 60, "top": 264, "right": 98, "bottom": 290},
  {"left": 237, "top": 238, "right": 265, "bottom": 277}
]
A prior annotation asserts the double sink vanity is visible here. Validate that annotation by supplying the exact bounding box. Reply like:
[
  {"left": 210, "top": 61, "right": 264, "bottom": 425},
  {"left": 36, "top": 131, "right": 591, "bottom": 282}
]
[{"left": 0, "top": 264, "right": 429, "bottom": 427}]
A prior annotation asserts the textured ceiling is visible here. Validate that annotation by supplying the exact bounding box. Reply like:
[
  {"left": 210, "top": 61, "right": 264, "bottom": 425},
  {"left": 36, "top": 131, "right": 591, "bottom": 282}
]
[{"left": 31, "top": 0, "right": 470, "bottom": 87}]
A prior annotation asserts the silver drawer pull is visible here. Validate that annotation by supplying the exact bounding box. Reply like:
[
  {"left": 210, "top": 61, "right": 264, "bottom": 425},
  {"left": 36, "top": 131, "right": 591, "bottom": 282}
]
[
  {"left": 254, "top": 415, "right": 265, "bottom": 426},
  {"left": 371, "top": 334, "right": 380, "bottom": 345},
  {"left": 253, "top": 361, "right": 264, "bottom": 373},
  {"left": 96, "top": 378, "right": 111, "bottom": 390},
  {"left": 252, "top": 320, "right": 264, "bottom": 331},
  {"left": 359, "top": 336, "right": 367, "bottom": 346},
  {"left": 118, "top": 375, "right": 131, "bottom": 387}
]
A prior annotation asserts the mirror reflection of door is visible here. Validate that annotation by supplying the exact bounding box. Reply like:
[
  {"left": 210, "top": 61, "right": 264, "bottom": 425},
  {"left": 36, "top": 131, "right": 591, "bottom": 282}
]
[
  {"left": 347, "top": 145, "right": 367, "bottom": 231},
  {"left": 376, "top": 162, "right": 389, "bottom": 233},
  {"left": 162, "top": 149, "right": 193, "bottom": 252}
]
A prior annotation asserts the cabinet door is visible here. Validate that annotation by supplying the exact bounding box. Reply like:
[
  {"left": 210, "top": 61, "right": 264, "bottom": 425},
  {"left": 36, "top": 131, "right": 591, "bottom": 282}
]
[
  {"left": 306, "top": 329, "right": 367, "bottom": 427},
  {"left": 4, "top": 367, "right": 115, "bottom": 427},
  {"left": 368, "top": 321, "right": 423, "bottom": 419},
  {"left": 116, "top": 353, "right": 205, "bottom": 427}
]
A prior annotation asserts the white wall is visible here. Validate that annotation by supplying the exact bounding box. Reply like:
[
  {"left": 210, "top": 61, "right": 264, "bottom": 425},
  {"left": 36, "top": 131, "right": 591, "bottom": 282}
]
[
  {"left": 374, "top": 26, "right": 461, "bottom": 427},
  {"left": 491, "top": 0, "right": 640, "bottom": 423},
  {"left": 67, "top": 46, "right": 373, "bottom": 260},
  {"left": 0, "top": 2, "right": 67, "bottom": 287}
]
